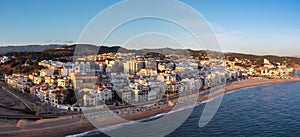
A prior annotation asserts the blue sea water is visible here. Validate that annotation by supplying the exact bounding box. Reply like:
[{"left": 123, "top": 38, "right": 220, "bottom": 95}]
[{"left": 76, "top": 73, "right": 300, "bottom": 137}]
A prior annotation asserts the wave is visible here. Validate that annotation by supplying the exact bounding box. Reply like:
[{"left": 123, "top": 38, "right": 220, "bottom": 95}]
[
  {"left": 66, "top": 129, "right": 99, "bottom": 137},
  {"left": 69, "top": 81, "right": 300, "bottom": 137},
  {"left": 225, "top": 85, "right": 262, "bottom": 96},
  {"left": 67, "top": 91, "right": 234, "bottom": 137}
]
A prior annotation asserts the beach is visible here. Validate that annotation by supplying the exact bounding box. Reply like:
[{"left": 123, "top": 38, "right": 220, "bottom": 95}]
[{"left": 1, "top": 77, "right": 300, "bottom": 137}]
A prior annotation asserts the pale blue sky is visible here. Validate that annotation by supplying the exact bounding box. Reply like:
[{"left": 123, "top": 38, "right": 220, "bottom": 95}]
[{"left": 0, "top": 0, "right": 300, "bottom": 56}]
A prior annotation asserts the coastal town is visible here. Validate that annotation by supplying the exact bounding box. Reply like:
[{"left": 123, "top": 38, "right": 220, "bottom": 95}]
[
  {"left": 1, "top": 0, "right": 300, "bottom": 136},
  {"left": 0, "top": 48, "right": 296, "bottom": 116}
]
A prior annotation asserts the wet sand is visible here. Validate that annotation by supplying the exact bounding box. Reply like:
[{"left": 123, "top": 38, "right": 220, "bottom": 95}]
[{"left": 1, "top": 77, "right": 300, "bottom": 137}]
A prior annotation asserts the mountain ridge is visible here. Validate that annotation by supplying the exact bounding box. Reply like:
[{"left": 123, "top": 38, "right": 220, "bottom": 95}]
[
  {"left": 0, "top": 44, "right": 64, "bottom": 54},
  {"left": 1, "top": 44, "right": 299, "bottom": 59}
]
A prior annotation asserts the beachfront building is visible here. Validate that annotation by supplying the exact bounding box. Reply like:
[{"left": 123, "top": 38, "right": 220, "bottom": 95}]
[
  {"left": 98, "top": 87, "right": 114, "bottom": 104},
  {"left": 118, "top": 91, "right": 132, "bottom": 104},
  {"left": 148, "top": 87, "right": 159, "bottom": 101},
  {"left": 133, "top": 87, "right": 150, "bottom": 103},
  {"left": 260, "top": 67, "right": 294, "bottom": 78},
  {"left": 78, "top": 87, "right": 114, "bottom": 107},
  {"left": 9, "top": 50, "right": 298, "bottom": 112},
  {"left": 78, "top": 88, "right": 99, "bottom": 106}
]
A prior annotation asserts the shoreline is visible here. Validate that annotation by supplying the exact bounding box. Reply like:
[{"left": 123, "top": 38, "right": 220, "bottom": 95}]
[{"left": 1, "top": 77, "right": 300, "bottom": 137}]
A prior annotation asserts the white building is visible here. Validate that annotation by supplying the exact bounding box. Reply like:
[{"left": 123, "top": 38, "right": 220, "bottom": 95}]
[
  {"left": 0, "top": 56, "right": 9, "bottom": 63},
  {"left": 120, "top": 91, "right": 132, "bottom": 104},
  {"left": 80, "top": 88, "right": 100, "bottom": 106},
  {"left": 148, "top": 89, "right": 158, "bottom": 101},
  {"left": 75, "top": 62, "right": 91, "bottom": 74},
  {"left": 98, "top": 88, "right": 113, "bottom": 103}
]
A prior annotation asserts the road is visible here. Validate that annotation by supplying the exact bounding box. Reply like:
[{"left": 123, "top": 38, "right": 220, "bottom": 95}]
[{"left": 1, "top": 87, "right": 35, "bottom": 112}]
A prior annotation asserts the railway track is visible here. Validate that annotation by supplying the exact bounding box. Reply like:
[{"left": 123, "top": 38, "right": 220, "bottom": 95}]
[
  {"left": 1, "top": 87, "right": 35, "bottom": 113},
  {"left": 0, "top": 114, "right": 61, "bottom": 120}
]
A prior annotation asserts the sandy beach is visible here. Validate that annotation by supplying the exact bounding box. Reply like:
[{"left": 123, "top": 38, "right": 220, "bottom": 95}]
[{"left": 1, "top": 77, "right": 300, "bottom": 137}]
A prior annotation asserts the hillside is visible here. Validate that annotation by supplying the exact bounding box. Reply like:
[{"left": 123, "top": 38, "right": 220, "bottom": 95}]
[
  {"left": 1, "top": 44, "right": 300, "bottom": 75},
  {"left": 0, "top": 45, "right": 64, "bottom": 55},
  {"left": 225, "top": 52, "right": 300, "bottom": 68}
]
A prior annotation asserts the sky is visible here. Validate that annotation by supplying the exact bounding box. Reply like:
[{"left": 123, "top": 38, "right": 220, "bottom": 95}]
[{"left": 0, "top": 0, "right": 300, "bottom": 56}]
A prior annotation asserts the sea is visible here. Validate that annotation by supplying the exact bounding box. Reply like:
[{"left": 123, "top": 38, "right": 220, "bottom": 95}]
[{"left": 70, "top": 72, "right": 300, "bottom": 137}]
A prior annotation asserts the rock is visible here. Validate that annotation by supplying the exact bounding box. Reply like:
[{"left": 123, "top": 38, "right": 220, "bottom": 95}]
[{"left": 16, "top": 119, "right": 33, "bottom": 128}]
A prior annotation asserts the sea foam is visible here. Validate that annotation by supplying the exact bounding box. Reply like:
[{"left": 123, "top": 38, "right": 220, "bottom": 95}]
[{"left": 67, "top": 94, "right": 221, "bottom": 137}]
